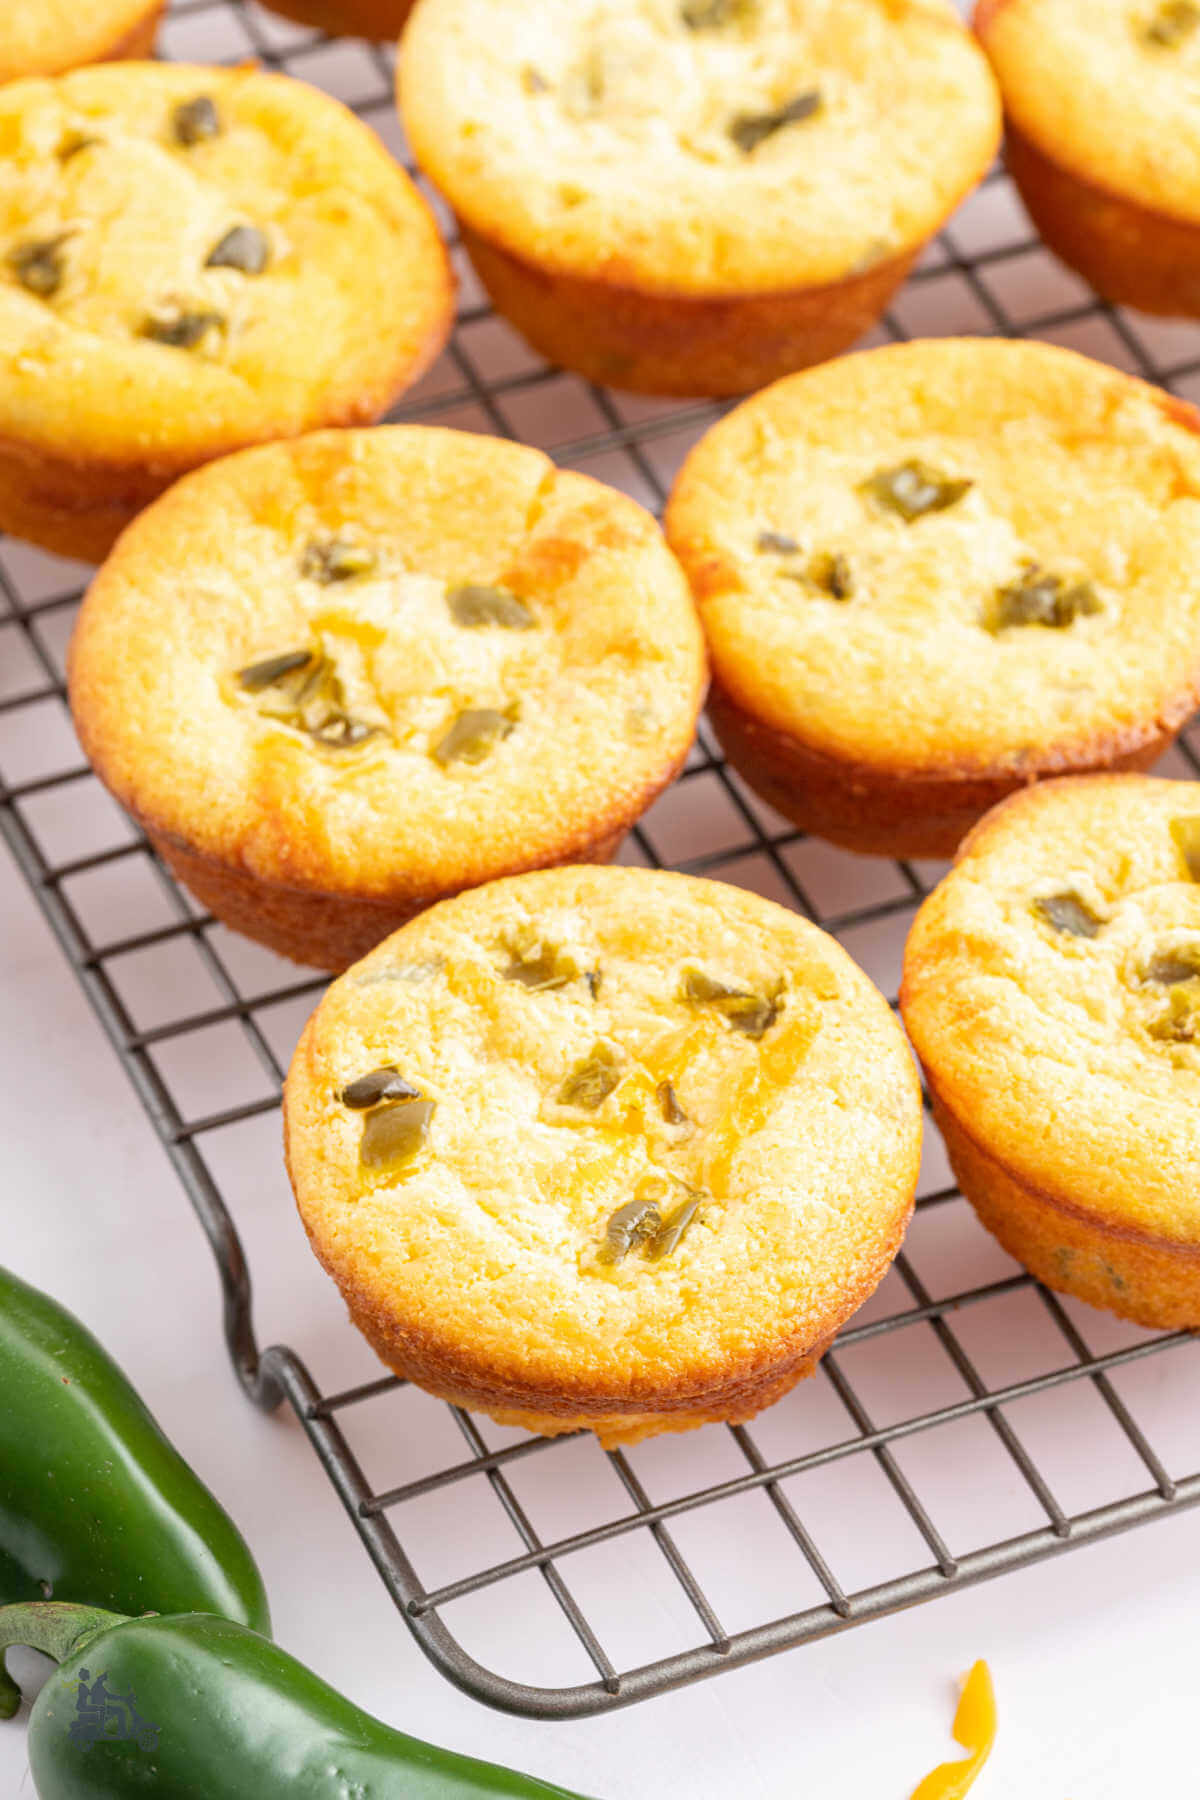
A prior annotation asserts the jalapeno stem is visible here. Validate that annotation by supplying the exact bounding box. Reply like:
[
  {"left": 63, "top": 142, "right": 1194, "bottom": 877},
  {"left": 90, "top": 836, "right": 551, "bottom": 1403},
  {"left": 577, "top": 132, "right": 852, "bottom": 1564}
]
[{"left": 0, "top": 1601, "right": 128, "bottom": 1718}]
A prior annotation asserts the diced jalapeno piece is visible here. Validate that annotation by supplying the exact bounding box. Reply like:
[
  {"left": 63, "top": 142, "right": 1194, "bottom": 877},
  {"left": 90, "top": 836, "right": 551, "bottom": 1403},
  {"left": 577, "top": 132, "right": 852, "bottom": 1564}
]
[
  {"left": 585, "top": 969, "right": 602, "bottom": 999},
  {"left": 433, "top": 708, "right": 515, "bottom": 767},
  {"left": 558, "top": 1043, "right": 621, "bottom": 1110},
  {"left": 447, "top": 584, "right": 535, "bottom": 630},
  {"left": 172, "top": 95, "right": 220, "bottom": 146},
  {"left": 986, "top": 565, "right": 1101, "bottom": 633},
  {"left": 810, "top": 551, "right": 853, "bottom": 599},
  {"left": 205, "top": 224, "right": 270, "bottom": 274},
  {"left": 1032, "top": 893, "right": 1102, "bottom": 939},
  {"left": 647, "top": 1195, "right": 701, "bottom": 1261},
  {"left": 58, "top": 132, "right": 100, "bottom": 162},
  {"left": 503, "top": 941, "right": 579, "bottom": 990},
  {"left": 1170, "top": 816, "right": 1200, "bottom": 881},
  {"left": 8, "top": 236, "right": 68, "bottom": 299},
  {"left": 729, "top": 89, "right": 822, "bottom": 154},
  {"left": 359, "top": 1097, "right": 435, "bottom": 1171},
  {"left": 756, "top": 529, "right": 800, "bottom": 555},
  {"left": 656, "top": 1080, "right": 689, "bottom": 1126},
  {"left": 300, "top": 537, "right": 377, "bottom": 584},
  {"left": 682, "top": 0, "right": 756, "bottom": 25},
  {"left": 681, "top": 967, "right": 782, "bottom": 1038},
  {"left": 522, "top": 65, "right": 551, "bottom": 94},
  {"left": 1143, "top": 0, "right": 1200, "bottom": 46},
  {"left": 1144, "top": 945, "right": 1200, "bottom": 985},
  {"left": 599, "top": 1197, "right": 662, "bottom": 1265},
  {"left": 862, "top": 461, "right": 972, "bottom": 522},
  {"left": 236, "top": 648, "right": 317, "bottom": 692},
  {"left": 140, "top": 308, "right": 224, "bottom": 350},
  {"left": 341, "top": 1066, "right": 420, "bottom": 1108}
]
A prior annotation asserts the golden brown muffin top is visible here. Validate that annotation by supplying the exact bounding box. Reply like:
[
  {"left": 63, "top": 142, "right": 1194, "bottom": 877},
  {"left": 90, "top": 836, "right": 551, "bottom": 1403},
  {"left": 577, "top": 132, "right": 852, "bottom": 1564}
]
[
  {"left": 0, "top": 1, "right": 155, "bottom": 82},
  {"left": 978, "top": 0, "right": 1200, "bottom": 224},
  {"left": 285, "top": 866, "right": 922, "bottom": 1396},
  {"left": 666, "top": 338, "right": 1200, "bottom": 776},
  {"left": 400, "top": 0, "right": 1000, "bottom": 293},
  {"left": 68, "top": 427, "right": 707, "bottom": 903},
  {"left": 0, "top": 63, "right": 452, "bottom": 465},
  {"left": 902, "top": 775, "right": 1200, "bottom": 1244}
]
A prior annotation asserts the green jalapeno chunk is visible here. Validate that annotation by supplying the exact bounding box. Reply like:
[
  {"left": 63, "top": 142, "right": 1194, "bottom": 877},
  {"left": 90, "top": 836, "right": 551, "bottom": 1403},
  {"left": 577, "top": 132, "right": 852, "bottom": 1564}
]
[
  {"left": 0, "top": 1604, "right": 595, "bottom": 1797},
  {"left": 434, "top": 707, "right": 516, "bottom": 766},
  {"left": 206, "top": 224, "right": 270, "bottom": 274},
  {"left": 1032, "top": 892, "right": 1103, "bottom": 939},
  {"left": 140, "top": 307, "right": 225, "bottom": 350},
  {"left": 1143, "top": 0, "right": 1200, "bottom": 46},
  {"left": 300, "top": 536, "right": 377, "bottom": 584},
  {"left": 729, "top": 89, "right": 822, "bottom": 154},
  {"left": 8, "top": 235, "right": 68, "bottom": 299},
  {"left": 683, "top": 0, "right": 758, "bottom": 27},
  {"left": 681, "top": 967, "right": 783, "bottom": 1038},
  {"left": 558, "top": 1042, "right": 622, "bottom": 1109},
  {"left": 862, "top": 460, "right": 972, "bottom": 521},
  {"left": 235, "top": 648, "right": 377, "bottom": 751},
  {"left": 171, "top": 95, "right": 220, "bottom": 145},
  {"left": 986, "top": 564, "right": 1101, "bottom": 632},
  {"left": 0, "top": 1267, "right": 268, "bottom": 1630},
  {"left": 447, "top": 584, "right": 535, "bottom": 630},
  {"left": 339, "top": 1065, "right": 420, "bottom": 1108},
  {"left": 502, "top": 940, "right": 581, "bottom": 990},
  {"left": 598, "top": 1188, "right": 703, "bottom": 1265}
]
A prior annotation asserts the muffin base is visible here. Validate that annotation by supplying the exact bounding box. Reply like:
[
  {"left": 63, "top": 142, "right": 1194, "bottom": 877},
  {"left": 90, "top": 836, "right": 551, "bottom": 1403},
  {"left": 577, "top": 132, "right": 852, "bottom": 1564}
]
[
  {"left": 254, "top": 0, "right": 414, "bottom": 39},
  {"left": 706, "top": 679, "right": 1179, "bottom": 861},
  {"left": 148, "top": 819, "right": 634, "bottom": 972},
  {"left": 0, "top": 438, "right": 178, "bottom": 568},
  {"left": 1003, "top": 119, "right": 1200, "bottom": 318},
  {"left": 935, "top": 1097, "right": 1200, "bottom": 1331},
  {"left": 459, "top": 222, "right": 921, "bottom": 399},
  {"left": 366, "top": 1345, "right": 834, "bottom": 1451}
]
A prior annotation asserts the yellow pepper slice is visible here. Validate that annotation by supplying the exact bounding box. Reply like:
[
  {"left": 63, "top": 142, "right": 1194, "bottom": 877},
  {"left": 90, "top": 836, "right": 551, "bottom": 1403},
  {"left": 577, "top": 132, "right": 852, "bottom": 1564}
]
[{"left": 910, "top": 1661, "right": 996, "bottom": 1799}]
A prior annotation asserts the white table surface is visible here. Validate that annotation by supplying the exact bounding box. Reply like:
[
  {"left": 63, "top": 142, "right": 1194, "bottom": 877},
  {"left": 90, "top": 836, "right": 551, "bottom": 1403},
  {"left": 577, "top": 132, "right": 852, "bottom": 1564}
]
[
  {"left": 2, "top": 820, "right": 1199, "bottom": 1800},
  {"left": 5, "top": 3, "right": 1200, "bottom": 1790}
]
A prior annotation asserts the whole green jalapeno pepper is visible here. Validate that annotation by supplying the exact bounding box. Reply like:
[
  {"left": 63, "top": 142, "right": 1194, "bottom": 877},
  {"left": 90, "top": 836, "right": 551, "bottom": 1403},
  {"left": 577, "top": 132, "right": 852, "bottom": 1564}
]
[
  {"left": 0, "top": 1603, "right": 596, "bottom": 1798},
  {"left": 0, "top": 1266, "right": 269, "bottom": 1633}
]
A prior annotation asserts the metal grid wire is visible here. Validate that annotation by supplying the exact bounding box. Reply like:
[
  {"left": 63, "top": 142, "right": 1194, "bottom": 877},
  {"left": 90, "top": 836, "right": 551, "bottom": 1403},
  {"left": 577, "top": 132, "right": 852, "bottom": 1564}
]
[{"left": 4, "top": 0, "right": 1200, "bottom": 1720}]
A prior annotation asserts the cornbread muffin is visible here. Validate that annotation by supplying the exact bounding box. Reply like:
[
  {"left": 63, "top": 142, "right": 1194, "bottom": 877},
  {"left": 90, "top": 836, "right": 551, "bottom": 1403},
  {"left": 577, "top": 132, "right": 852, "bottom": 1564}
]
[
  {"left": 0, "top": 3, "right": 162, "bottom": 84},
  {"left": 68, "top": 426, "right": 707, "bottom": 971},
  {"left": 977, "top": 0, "right": 1200, "bottom": 315},
  {"left": 398, "top": 0, "right": 1000, "bottom": 396},
  {"left": 284, "top": 866, "right": 922, "bottom": 1445},
  {"left": 665, "top": 337, "right": 1200, "bottom": 860},
  {"left": 902, "top": 775, "right": 1200, "bottom": 1329},
  {"left": 0, "top": 63, "right": 453, "bottom": 562},
  {"left": 257, "top": 0, "right": 414, "bottom": 38}
]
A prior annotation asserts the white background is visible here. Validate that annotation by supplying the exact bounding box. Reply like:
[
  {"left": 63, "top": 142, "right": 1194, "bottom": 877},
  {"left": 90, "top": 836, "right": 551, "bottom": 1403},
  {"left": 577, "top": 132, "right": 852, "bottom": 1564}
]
[{"left": 4, "top": 0, "right": 1200, "bottom": 1790}]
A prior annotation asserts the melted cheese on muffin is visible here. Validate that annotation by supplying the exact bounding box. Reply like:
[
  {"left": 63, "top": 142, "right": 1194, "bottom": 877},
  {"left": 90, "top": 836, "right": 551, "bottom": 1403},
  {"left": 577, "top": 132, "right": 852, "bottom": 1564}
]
[
  {"left": 68, "top": 426, "right": 706, "bottom": 904},
  {"left": 285, "top": 866, "right": 921, "bottom": 1404},
  {"left": 903, "top": 775, "right": 1200, "bottom": 1243},
  {"left": 666, "top": 338, "right": 1200, "bottom": 773},
  {"left": 0, "top": 63, "right": 451, "bottom": 463},
  {"left": 400, "top": 0, "right": 1000, "bottom": 291}
]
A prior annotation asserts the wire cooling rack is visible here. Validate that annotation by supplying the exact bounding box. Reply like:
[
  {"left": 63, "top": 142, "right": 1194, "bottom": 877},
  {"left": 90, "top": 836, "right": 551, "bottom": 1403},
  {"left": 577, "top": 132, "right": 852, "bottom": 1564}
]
[{"left": 4, "top": 0, "right": 1200, "bottom": 1723}]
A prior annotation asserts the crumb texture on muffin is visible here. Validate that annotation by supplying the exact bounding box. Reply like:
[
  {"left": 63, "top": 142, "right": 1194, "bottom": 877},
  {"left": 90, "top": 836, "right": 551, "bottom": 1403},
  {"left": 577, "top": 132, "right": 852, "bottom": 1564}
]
[
  {"left": 0, "top": 2, "right": 161, "bottom": 82},
  {"left": 68, "top": 427, "right": 706, "bottom": 919},
  {"left": 902, "top": 775, "right": 1200, "bottom": 1251},
  {"left": 400, "top": 0, "right": 1000, "bottom": 294},
  {"left": 666, "top": 339, "right": 1200, "bottom": 778},
  {"left": 0, "top": 63, "right": 452, "bottom": 471},
  {"left": 979, "top": 0, "right": 1200, "bottom": 224},
  {"left": 284, "top": 866, "right": 922, "bottom": 1440}
]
